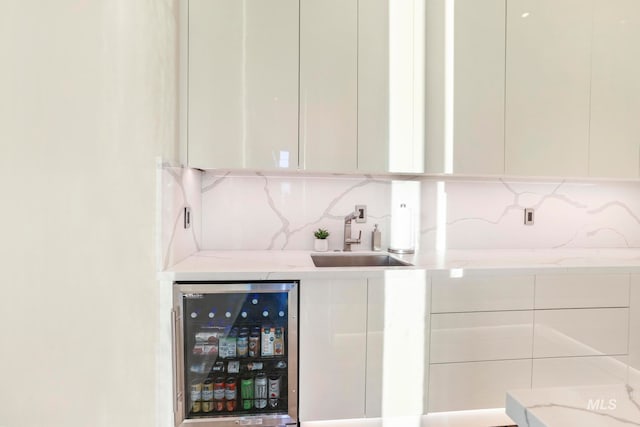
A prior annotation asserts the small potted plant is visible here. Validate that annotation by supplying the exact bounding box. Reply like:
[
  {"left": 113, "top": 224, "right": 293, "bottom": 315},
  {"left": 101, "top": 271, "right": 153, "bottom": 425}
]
[{"left": 313, "top": 228, "right": 330, "bottom": 252}]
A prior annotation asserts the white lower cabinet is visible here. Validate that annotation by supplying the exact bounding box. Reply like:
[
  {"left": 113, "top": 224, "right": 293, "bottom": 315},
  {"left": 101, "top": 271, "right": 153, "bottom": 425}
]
[
  {"left": 430, "top": 311, "right": 533, "bottom": 363},
  {"left": 299, "top": 279, "right": 367, "bottom": 421},
  {"left": 428, "top": 360, "right": 532, "bottom": 412},
  {"left": 532, "top": 356, "right": 628, "bottom": 388},
  {"left": 366, "top": 273, "right": 429, "bottom": 418},
  {"left": 427, "top": 271, "right": 633, "bottom": 413},
  {"left": 533, "top": 308, "right": 629, "bottom": 358},
  {"left": 431, "top": 274, "right": 534, "bottom": 313},
  {"left": 534, "top": 273, "right": 629, "bottom": 309}
]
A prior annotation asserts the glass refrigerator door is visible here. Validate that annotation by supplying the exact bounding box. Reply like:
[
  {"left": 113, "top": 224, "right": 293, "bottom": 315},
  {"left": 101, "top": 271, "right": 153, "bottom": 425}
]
[{"left": 174, "top": 282, "right": 298, "bottom": 427}]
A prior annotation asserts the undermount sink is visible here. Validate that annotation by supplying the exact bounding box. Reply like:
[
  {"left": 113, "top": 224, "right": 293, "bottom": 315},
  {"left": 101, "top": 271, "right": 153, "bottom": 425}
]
[{"left": 311, "top": 253, "right": 413, "bottom": 268}]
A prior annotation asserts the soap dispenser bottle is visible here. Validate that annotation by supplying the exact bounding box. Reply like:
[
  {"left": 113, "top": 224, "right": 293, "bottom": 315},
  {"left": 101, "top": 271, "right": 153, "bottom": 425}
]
[{"left": 372, "top": 224, "right": 382, "bottom": 251}]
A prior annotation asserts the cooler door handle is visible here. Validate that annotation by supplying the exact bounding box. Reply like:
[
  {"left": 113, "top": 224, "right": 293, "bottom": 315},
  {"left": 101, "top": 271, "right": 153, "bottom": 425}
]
[{"left": 171, "top": 308, "right": 184, "bottom": 424}]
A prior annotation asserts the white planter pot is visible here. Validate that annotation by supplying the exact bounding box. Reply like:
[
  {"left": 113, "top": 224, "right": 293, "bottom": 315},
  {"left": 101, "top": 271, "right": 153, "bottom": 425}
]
[{"left": 314, "top": 239, "right": 329, "bottom": 252}]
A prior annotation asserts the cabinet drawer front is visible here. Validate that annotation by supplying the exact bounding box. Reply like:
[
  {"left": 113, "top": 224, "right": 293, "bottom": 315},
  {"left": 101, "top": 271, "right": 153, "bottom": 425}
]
[
  {"left": 535, "top": 274, "right": 629, "bottom": 309},
  {"left": 428, "top": 360, "right": 532, "bottom": 412},
  {"left": 431, "top": 274, "right": 534, "bottom": 313},
  {"left": 533, "top": 308, "right": 629, "bottom": 358},
  {"left": 532, "top": 356, "right": 628, "bottom": 388},
  {"left": 431, "top": 311, "right": 533, "bottom": 363}
]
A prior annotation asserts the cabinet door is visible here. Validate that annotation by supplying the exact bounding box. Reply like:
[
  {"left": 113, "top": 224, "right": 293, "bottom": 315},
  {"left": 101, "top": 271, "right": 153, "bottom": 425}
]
[
  {"left": 188, "top": 0, "right": 299, "bottom": 170},
  {"left": 430, "top": 311, "right": 534, "bottom": 363},
  {"left": 299, "top": 0, "right": 358, "bottom": 172},
  {"left": 505, "top": 0, "right": 593, "bottom": 176},
  {"left": 358, "top": 0, "right": 426, "bottom": 173},
  {"left": 452, "top": 0, "right": 505, "bottom": 175},
  {"left": 589, "top": 0, "right": 640, "bottom": 178},
  {"left": 533, "top": 308, "right": 629, "bottom": 358},
  {"left": 425, "top": 0, "right": 505, "bottom": 175},
  {"left": 299, "top": 279, "right": 367, "bottom": 421},
  {"left": 366, "top": 272, "right": 428, "bottom": 418},
  {"left": 428, "top": 360, "right": 532, "bottom": 412},
  {"left": 532, "top": 356, "right": 628, "bottom": 388}
]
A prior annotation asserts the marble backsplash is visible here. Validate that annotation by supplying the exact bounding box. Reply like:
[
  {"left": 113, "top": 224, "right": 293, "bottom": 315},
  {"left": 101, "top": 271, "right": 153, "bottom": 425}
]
[
  {"left": 200, "top": 172, "right": 396, "bottom": 251},
  {"left": 421, "top": 179, "right": 640, "bottom": 250},
  {"left": 158, "top": 163, "right": 202, "bottom": 270},
  {"left": 159, "top": 166, "right": 640, "bottom": 267}
]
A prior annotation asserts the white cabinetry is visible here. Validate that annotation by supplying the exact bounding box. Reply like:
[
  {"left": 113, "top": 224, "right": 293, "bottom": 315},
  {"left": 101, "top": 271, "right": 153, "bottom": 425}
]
[
  {"left": 425, "top": 0, "right": 505, "bottom": 175},
  {"left": 187, "top": 0, "right": 299, "bottom": 170},
  {"left": 428, "top": 360, "right": 532, "bottom": 412},
  {"left": 428, "top": 271, "right": 632, "bottom": 412},
  {"left": 299, "top": 278, "right": 367, "bottom": 421},
  {"left": 589, "top": 0, "right": 640, "bottom": 178},
  {"left": 428, "top": 273, "right": 534, "bottom": 411},
  {"left": 533, "top": 308, "right": 629, "bottom": 358},
  {"left": 299, "top": 0, "right": 358, "bottom": 172},
  {"left": 505, "top": 0, "right": 592, "bottom": 176},
  {"left": 366, "top": 273, "right": 429, "bottom": 418}
]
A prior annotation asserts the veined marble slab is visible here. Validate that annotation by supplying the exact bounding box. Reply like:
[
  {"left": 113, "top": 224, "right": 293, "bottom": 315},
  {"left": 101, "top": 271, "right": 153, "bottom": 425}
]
[{"left": 506, "top": 384, "right": 640, "bottom": 427}]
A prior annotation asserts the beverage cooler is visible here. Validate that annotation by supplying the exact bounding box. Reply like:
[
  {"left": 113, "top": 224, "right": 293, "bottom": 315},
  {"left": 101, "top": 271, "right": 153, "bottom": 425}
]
[{"left": 172, "top": 281, "right": 298, "bottom": 427}]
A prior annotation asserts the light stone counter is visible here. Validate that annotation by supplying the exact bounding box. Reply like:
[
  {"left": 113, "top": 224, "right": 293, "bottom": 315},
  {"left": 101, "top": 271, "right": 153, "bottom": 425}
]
[
  {"left": 506, "top": 384, "right": 640, "bottom": 427},
  {"left": 160, "top": 248, "right": 640, "bottom": 281}
]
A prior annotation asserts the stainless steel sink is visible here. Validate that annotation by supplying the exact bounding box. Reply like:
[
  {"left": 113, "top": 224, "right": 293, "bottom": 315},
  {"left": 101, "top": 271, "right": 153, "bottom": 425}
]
[{"left": 311, "top": 253, "right": 413, "bottom": 267}]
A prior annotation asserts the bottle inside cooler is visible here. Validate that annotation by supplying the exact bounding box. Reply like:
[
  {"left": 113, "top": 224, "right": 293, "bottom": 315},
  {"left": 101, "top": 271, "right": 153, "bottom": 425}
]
[{"left": 183, "top": 290, "right": 289, "bottom": 419}]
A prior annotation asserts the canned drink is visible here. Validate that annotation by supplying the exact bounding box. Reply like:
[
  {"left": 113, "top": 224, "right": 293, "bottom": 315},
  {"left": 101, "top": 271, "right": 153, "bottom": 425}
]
[
  {"left": 213, "top": 377, "right": 226, "bottom": 412},
  {"left": 240, "top": 377, "right": 254, "bottom": 410},
  {"left": 190, "top": 379, "right": 202, "bottom": 413},
  {"left": 268, "top": 375, "right": 281, "bottom": 408},
  {"left": 202, "top": 379, "right": 214, "bottom": 413},
  {"left": 237, "top": 333, "right": 249, "bottom": 358},
  {"left": 254, "top": 373, "right": 268, "bottom": 409},
  {"left": 225, "top": 377, "right": 237, "bottom": 411},
  {"left": 248, "top": 332, "right": 260, "bottom": 357}
]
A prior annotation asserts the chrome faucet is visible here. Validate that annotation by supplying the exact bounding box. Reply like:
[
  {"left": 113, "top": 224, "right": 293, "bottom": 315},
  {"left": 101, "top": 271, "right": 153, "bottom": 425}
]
[{"left": 343, "top": 211, "right": 362, "bottom": 252}]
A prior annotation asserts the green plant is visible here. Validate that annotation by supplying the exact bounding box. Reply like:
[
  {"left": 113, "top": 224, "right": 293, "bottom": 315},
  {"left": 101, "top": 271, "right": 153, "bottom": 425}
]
[{"left": 314, "top": 228, "right": 330, "bottom": 239}]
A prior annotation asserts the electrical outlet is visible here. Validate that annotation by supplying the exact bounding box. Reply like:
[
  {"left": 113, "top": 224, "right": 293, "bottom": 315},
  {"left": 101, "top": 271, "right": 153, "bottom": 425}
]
[
  {"left": 355, "top": 205, "right": 367, "bottom": 223},
  {"left": 524, "top": 208, "right": 534, "bottom": 225}
]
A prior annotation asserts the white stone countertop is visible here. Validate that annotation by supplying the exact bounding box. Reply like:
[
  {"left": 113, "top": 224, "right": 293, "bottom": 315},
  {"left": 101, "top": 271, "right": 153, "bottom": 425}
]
[
  {"left": 159, "top": 248, "right": 640, "bottom": 281},
  {"left": 506, "top": 384, "right": 640, "bottom": 427}
]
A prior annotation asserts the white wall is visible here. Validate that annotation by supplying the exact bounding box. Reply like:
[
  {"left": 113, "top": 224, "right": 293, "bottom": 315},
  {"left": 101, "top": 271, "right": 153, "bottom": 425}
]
[{"left": 0, "top": 2, "right": 178, "bottom": 427}]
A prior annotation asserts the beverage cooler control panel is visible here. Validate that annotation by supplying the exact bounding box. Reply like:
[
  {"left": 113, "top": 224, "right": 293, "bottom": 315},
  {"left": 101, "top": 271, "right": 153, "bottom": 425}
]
[{"left": 172, "top": 281, "right": 298, "bottom": 427}]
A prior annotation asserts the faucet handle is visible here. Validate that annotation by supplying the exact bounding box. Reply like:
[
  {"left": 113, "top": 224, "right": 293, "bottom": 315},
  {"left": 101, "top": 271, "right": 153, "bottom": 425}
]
[{"left": 356, "top": 230, "right": 362, "bottom": 242}]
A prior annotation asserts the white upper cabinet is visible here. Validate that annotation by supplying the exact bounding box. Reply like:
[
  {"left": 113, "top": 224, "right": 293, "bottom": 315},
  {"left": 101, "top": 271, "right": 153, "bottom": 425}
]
[
  {"left": 426, "top": 0, "right": 506, "bottom": 175},
  {"left": 359, "top": 0, "right": 426, "bottom": 173},
  {"left": 186, "top": 0, "right": 426, "bottom": 173},
  {"left": 505, "top": 0, "right": 593, "bottom": 177},
  {"left": 589, "top": 0, "right": 640, "bottom": 178},
  {"left": 299, "top": 0, "right": 358, "bottom": 173},
  {"left": 187, "top": 0, "right": 299, "bottom": 170}
]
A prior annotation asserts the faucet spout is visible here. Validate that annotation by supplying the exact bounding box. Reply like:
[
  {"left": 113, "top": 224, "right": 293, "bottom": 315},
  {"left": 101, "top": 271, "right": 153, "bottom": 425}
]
[{"left": 343, "top": 211, "right": 362, "bottom": 252}]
